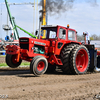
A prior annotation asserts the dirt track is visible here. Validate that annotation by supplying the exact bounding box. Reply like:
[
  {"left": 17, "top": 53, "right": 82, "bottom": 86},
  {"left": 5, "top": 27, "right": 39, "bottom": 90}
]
[
  {"left": 0, "top": 67, "right": 100, "bottom": 100},
  {"left": 0, "top": 56, "right": 100, "bottom": 100},
  {"left": 0, "top": 57, "right": 5, "bottom": 63}
]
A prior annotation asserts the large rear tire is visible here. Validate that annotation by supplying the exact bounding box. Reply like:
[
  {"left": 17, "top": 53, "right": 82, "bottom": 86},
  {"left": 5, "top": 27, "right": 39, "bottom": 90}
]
[
  {"left": 6, "top": 54, "right": 22, "bottom": 68},
  {"left": 70, "top": 45, "right": 90, "bottom": 74},
  {"left": 60, "top": 44, "right": 78, "bottom": 74},
  {"left": 30, "top": 56, "right": 48, "bottom": 76}
]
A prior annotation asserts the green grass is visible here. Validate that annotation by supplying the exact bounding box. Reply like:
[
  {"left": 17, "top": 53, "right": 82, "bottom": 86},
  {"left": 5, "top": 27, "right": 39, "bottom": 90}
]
[
  {"left": 0, "top": 62, "right": 30, "bottom": 67},
  {"left": 0, "top": 63, "right": 7, "bottom": 67},
  {"left": 21, "top": 62, "right": 30, "bottom": 66},
  {"left": 0, "top": 55, "right": 6, "bottom": 57}
]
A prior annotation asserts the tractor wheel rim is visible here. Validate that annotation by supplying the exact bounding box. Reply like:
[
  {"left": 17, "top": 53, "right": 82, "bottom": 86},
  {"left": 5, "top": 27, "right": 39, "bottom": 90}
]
[
  {"left": 37, "top": 61, "right": 45, "bottom": 72},
  {"left": 76, "top": 49, "right": 88, "bottom": 72},
  {"left": 12, "top": 55, "right": 17, "bottom": 64}
]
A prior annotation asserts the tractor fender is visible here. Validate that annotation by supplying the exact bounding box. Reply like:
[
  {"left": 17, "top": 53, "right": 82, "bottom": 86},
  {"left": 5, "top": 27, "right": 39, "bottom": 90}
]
[{"left": 60, "top": 42, "right": 80, "bottom": 55}]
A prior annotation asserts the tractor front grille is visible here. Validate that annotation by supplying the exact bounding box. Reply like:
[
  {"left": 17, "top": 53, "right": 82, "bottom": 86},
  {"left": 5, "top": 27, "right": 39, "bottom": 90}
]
[{"left": 20, "top": 43, "right": 29, "bottom": 50}]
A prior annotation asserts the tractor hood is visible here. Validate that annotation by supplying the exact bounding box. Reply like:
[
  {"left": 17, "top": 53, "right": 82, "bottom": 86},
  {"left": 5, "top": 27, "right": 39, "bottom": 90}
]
[
  {"left": 19, "top": 37, "right": 50, "bottom": 46},
  {"left": 33, "top": 39, "right": 50, "bottom": 47},
  {"left": 19, "top": 37, "right": 50, "bottom": 57}
]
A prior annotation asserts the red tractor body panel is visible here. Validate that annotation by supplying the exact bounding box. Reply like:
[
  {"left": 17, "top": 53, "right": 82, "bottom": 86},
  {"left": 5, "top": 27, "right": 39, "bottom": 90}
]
[{"left": 54, "top": 40, "right": 81, "bottom": 55}]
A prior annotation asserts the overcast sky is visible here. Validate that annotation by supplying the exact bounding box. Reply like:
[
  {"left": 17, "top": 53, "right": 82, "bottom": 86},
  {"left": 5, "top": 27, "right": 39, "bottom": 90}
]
[{"left": 0, "top": 0, "right": 100, "bottom": 40}]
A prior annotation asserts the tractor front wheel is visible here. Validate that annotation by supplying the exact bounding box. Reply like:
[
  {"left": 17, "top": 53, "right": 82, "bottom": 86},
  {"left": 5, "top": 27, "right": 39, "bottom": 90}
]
[
  {"left": 6, "top": 54, "right": 22, "bottom": 68},
  {"left": 30, "top": 56, "right": 48, "bottom": 76}
]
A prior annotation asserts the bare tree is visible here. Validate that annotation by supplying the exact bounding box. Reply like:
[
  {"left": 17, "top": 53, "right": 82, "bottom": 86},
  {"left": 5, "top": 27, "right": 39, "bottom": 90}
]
[{"left": 77, "top": 34, "right": 84, "bottom": 42}]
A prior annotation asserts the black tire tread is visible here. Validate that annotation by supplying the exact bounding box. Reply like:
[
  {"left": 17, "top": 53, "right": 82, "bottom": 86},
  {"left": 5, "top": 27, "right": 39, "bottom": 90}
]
[
  {"left": 6, "top": 54, "right": 22, "bottom": 68},
  {"left": 70, "top": 45, "right": 90, "bottom": 74},
  {"left": 60, "top": 44, "right": 79, "bottom": 74},
  {"left": 30, "top": 56, "right": 48, "bottom": 76},
  {"left": 30, "top": 56, "right": 43, "bottom": 73}
]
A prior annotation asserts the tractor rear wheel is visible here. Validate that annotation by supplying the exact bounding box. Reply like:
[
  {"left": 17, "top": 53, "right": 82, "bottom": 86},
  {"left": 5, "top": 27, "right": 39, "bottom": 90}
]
[
  {"left": 6, "top": 54, "right": 22, "bottom": 68},
  {"left": 60, "top": 44, "right": 78, "bottom": 74},
  {"left": 30, "top": 56, "right": 48, "bottom": 76},
  {"left": 70, "top": 45, "right": 90, "bottom": 74}
]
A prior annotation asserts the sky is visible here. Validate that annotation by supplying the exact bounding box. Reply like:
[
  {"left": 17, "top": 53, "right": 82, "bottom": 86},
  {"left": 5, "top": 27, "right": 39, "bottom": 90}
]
[{"left": 0, "top": 0, "right": 100, "bottom": 40}]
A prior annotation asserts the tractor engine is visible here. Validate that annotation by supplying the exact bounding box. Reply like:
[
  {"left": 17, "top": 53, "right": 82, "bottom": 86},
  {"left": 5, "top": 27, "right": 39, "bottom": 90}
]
[{"left": 34, "top": 45, "right": 45, "bottom": 54}]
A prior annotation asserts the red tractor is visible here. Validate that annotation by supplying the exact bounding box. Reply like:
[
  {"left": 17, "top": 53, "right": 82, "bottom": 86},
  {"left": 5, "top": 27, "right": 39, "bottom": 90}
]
[{"left": 6, "top": 25, "right": 91, "bottom": 76}]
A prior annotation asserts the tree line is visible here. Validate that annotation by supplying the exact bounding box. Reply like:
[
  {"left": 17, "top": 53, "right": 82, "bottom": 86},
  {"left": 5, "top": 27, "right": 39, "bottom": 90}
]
[{"left": 77, "top": 34, "right": 100, "bottom": 42}]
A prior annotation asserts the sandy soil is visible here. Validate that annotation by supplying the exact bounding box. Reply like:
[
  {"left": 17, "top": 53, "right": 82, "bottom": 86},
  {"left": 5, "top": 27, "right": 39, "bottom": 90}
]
[
  {"left": 0, "top": 67, "right": 100, "bottom": 100},
  {"left": 0, "top": 56, "right": 100, "bottom": 100},
  {"left": 0, "top": 57, "right": 5, "bottom": 63}
]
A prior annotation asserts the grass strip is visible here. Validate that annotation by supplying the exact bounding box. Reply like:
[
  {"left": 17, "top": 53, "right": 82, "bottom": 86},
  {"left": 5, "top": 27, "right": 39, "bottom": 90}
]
[
  {"left": 0, "top": 62, "right": 30, "bottom": 67},
  {"left": 0, "top": 55, "right": 6, "bottom": 57}
]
